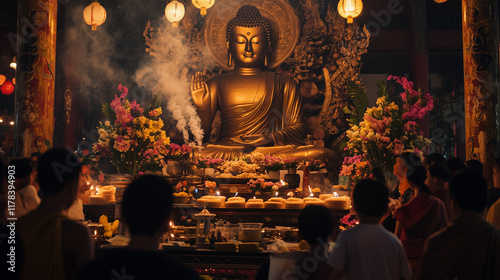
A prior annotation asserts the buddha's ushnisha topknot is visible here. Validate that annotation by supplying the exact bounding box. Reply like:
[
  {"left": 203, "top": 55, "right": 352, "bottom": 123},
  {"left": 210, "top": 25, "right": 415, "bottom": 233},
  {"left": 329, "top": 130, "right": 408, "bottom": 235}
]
[{"left": 226, "top": 5, "right": 272, "bottom": 43}]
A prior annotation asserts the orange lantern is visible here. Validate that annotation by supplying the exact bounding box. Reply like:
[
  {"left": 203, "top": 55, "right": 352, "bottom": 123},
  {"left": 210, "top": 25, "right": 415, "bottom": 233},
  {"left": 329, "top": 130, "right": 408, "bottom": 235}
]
[
  {"left": 338, "top": 0, "right": 363, "bottom": 24},
  {"left": 1, "top": 81, "right": 14, "bottom": 95},
  {"left": 83, "top": 1, "right": 107, "bottom": 31},
  {"left": 0, "top": 75, "right": 5, "bottom": 86}
]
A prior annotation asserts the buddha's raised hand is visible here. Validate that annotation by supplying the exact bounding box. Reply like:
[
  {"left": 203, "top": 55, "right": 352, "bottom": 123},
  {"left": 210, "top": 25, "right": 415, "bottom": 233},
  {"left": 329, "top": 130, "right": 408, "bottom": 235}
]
[{"left": 191, "top": 72, "right": 209, "bottom": 110}]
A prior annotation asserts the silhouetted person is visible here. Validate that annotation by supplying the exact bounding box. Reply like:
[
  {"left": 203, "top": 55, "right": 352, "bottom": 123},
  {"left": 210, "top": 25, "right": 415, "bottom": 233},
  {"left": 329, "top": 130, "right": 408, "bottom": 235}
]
[
  {"left": 76, "top": 175, "right": 200, "bottom": 280},
  {"left": 17, "top": 148, "right": 92, "bottom": 280},
  {"left": 487, "top": 157, "right": 500, "bottom": 210},
  {"left": 291, "top": 205, "right": 334, "bottom": 279},
  {"left": 416, "top": 170, "right": 500, "bottom": 280},
  {"left": 425, "top": 164, "right": 452, "bottom": 218},
  {"left": 466, "top": 159, "right": 483, "bottom": 175},
  {"left": 328, "top": 179, "right": 411, "bottom": 280},
  {"left": 445, "top": 157, "right": 466, "bottom": 176},
  {"left": 423, "top": 153, "right": 445, "bottom": 170}
]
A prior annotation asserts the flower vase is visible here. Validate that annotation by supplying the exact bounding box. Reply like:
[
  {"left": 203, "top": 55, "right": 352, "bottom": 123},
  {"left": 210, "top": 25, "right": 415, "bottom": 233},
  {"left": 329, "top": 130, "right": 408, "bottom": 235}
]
[
  {"left": 165, "top": 161, "right": 182, "bottom": 176},
  {"left": 104, "top": 174, "right": 133, "bottom": 203},
  {"left": 284, "top": 168, "right": 300, "bottom": 189},
  {"left": 205, "top": 168, "right": 215, "bottom": 178}
]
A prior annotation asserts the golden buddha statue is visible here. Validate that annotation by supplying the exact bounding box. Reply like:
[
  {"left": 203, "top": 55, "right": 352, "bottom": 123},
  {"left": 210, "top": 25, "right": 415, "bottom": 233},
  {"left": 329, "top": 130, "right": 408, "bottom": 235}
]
[{"left": 191, "top": 5, "right": 334, "bottom": 163}]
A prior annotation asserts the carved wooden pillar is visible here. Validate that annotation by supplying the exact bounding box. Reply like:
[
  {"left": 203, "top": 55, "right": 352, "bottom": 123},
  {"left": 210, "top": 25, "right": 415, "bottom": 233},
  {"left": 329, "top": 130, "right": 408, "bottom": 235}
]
[
  {"left": 462, "top": 0, "right": 499, "bottom": 173},
  {"left": 14, "top": 0, "right": 57, "bottom": 156},
  {"left": 409, "top": 0, "right": 429, "bottom": 138}
]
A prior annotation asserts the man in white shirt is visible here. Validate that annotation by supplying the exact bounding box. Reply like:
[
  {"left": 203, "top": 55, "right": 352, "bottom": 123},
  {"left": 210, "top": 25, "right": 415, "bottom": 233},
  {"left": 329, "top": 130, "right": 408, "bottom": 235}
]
[
  {"left": 327, "top": 179, "right": 411, "bottom": 280},
  {"left": 8, "top": 158, "right": 40, "bottom": 218}
]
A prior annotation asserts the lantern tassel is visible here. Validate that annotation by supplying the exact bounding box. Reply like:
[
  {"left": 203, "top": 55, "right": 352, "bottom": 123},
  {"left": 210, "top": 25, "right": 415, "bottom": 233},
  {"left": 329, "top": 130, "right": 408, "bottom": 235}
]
[
  {"left": 172, "top": 21, "right": 179, "bottom": 28},
  {"left": 92, "top": 25, "right": 97, "bottom": 31},
  {"left": 201, "top": 7, "right": 207, "bottom": 16},
  {"left": 347, "top": 17, "right": 353, "bottom": 24}
]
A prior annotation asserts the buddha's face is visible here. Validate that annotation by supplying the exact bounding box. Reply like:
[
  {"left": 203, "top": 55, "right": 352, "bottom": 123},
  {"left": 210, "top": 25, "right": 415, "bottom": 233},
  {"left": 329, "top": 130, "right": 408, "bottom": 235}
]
[{"left": 229, "top": 26, "right": 269, "bottom": 68}]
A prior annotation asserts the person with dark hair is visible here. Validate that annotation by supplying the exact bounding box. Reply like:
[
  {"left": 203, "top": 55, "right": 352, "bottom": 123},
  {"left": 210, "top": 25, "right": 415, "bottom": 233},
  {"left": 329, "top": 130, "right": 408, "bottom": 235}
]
[
  {"left": 369, "top": 167, "right": 386, "bottom": 184},
  {"left": 445, "top": 157, "right": 466, "bottom": 175},
  {"left": 328, "top": 179, "right": 411, "bottom": 280},
  {"left": 486, "top": 157, "right": 500, "bottom": 210},
  {"left": 288, "top": 205, "right": 334, "bottom": 280},
  {"left": 423, "top": 153, "right": 445, "bottom": 169},
  {"left": 425, "top": 164, "right": 452, "bottom": 217},
  {"left": 17, "top": 147, "right": 92, "bottom": 280},
  {"left": 466, "top": 159, "right": 483, "bottom": 175},
  {"left": 383, "top": 152, "right": 422, "bottom": 233},
  {"left": 7, "top": 157, "right": 39, "bottom": 218},
  {"left": 393, "top": 165, "right": 448, "bottom": 272},
  {"left": 416, "top": 170, "right": 500, "bottom": 280},
  {"left": 76, "top": 175, "right": 200, "bottom": 280}
]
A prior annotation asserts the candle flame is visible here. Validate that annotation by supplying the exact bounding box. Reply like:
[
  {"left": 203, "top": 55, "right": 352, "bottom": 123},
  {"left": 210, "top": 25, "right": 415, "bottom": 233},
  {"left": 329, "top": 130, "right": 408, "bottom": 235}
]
[
  {"left": 234, "top": 192, "right": 238, "bottom": 197},
  {"left": 171, "top": 233, "right": 175, "bottom": 238},
  {"left": 334, "top": 192, "right": 339, "bottom": 197},
  {"left": 216, "top": 191, "right": 220, "bottom": 196},
  {"left": 280, "top": 179, "right": 285, "bottom": 185},
  {"left": 287, "top": 191, "right": 294, "bottom": 197},
  {"left": 90, "top": 186, "right": 94, "bottom": 190},
  {"left": 94, "top": 230, "right": 97, "bottom": 235},
  {"left": 169, "top": 221, "right": 173, "bottom": 227},
  {"left": 253, "top": 196, "right": 256, "bottom": 199},
  {"left": 86, "top": 181, "right": 90, "bottom": 185}
]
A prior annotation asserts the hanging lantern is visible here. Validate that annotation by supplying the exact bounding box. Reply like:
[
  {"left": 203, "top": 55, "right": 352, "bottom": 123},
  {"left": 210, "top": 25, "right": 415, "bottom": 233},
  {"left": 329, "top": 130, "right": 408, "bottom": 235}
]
[
  {"left": 192, "top": 0, "right": 215, "bottom": 16},
  {"left": 434, "top": 0, "right": 447, "bottom": 3},
  {"left": 338, "top": 0, "right": 363, "bottom": 24},
  {"left": 0, "top": 75, "right": 5, "bottom": 86},
  {"left": 83, "top": 1, "right": 107, "bottom": 31},
  {"left": 1, "top": 81, "right": 14, "bottom": 95},
  {"left": 12, "top": 78, "right": 15, "bottom": 85},
  {"left": 165, "top": 1, "right": 185, "bottom": 27}
]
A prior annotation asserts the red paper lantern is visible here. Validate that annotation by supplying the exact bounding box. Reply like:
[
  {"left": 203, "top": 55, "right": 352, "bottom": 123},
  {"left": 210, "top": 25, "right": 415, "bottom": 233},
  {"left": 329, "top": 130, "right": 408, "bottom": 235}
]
[{"left": 1, "top": 81, "right": 14, "bottom": 95}]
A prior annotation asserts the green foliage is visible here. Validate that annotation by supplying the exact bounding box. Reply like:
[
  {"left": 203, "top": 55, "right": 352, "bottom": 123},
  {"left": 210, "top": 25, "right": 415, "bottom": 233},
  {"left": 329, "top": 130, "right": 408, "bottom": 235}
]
[
  {"left": 102, "top": 103, "right": 116, "bottom": 123},
  {"left": 376, "top": 80, "right": 387, "bottom": 97},
  {"left": 145, "top": 94, "right": 161, "bottom": 115},
  {"left": 343, "top": 81, "right": 369, "bottom": 126}
]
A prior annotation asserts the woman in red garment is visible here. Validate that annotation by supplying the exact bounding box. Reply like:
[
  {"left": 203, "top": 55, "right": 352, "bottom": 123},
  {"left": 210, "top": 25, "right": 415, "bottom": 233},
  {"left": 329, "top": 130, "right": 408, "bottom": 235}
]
[{"left": 393, "top": 165, "right": 448, "bottom": 272}]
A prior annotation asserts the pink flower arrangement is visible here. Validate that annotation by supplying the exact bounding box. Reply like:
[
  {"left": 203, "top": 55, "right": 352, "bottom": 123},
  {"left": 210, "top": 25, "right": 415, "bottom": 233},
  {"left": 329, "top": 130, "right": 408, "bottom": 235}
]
[
  {"left": 260, "top": 155, "right": 284, "bottom": 172},
  {"left": 165, "top": 143, "right": 192, "bottom": 161},
  {"left": 339, "top": 214, "right": 359, "bottom": 231},
  {"left": 341, "top": 76, "right": 433, "bottom": 186},
  {"left": 197, "top": 157, "right": 225, "bottom": 169},
  {"left": 93, "top": 84, "right": 170, "bottom": 175},
  {"left": 247, "top": 178, "right": 283, "bottom": 193}
]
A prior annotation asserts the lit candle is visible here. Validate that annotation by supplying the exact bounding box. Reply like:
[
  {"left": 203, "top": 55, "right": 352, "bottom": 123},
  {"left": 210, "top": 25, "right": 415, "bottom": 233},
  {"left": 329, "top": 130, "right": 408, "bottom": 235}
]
[
  {"left": 334, "top": 192, "right": 339, "bottom": 197},
  {"left": 216, "top": 191, "right": 220, "bottom": 196},
  {"left": 234, "top": 192, "right": 238, "bottom": 197},
  {"left": 308, "top": 185, "right": 313, "bottom": 197}
]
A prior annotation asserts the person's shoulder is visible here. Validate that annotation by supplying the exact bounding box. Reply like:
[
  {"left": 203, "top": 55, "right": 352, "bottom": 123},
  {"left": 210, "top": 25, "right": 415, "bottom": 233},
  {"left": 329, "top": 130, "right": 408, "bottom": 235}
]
[
  {"left": 61, "top": 218, "right": 89, "bottom": 236},
  {"left": 77, "top": 249, "right": 200, "bottom": 280}
]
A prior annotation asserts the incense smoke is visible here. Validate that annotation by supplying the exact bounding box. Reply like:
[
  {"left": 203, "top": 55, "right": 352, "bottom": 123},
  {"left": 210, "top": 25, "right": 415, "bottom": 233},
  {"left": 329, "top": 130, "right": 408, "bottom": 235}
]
[{"left": 134, "top": 18, "right": 204, "bottom": 146}]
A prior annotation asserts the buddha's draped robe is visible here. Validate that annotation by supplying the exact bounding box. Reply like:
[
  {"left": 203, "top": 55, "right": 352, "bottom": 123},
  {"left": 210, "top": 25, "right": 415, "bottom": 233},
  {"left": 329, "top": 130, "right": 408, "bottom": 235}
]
[{"left": 198, "top": 71, "right": 332, "bottom": 161}]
